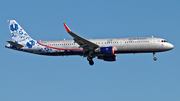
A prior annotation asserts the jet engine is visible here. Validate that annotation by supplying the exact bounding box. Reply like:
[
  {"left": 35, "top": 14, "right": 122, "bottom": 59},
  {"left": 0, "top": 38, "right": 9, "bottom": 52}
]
[{"left": 95, "top": 46, "right": 114, "bottom": 54}]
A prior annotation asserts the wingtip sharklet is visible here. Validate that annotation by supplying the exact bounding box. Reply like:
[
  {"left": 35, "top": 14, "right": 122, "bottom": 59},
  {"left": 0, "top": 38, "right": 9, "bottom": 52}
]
[{"left": 63, "top": 23, "right": 71, "bottom": 32}]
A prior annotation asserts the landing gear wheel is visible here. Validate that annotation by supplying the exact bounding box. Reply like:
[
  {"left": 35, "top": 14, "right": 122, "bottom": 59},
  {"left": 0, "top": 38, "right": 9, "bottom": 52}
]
[
  {"left": 153, "top": 57, "right": 157, "bottom": 61},
  {"left": 89, "top": 60, "right": 94, "bottom": 66}
]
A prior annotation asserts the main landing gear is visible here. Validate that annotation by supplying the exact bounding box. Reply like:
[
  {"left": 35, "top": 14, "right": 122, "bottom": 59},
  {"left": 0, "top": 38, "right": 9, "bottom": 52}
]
[
  {"left": 87, "top": 50, "right": 95, "bottom": 66},
  {"left": 87, "top": 56, "right": 94, "bottom": 66},
  {"left": 153, "top": 52, "right": 157, "bottom": 61}
]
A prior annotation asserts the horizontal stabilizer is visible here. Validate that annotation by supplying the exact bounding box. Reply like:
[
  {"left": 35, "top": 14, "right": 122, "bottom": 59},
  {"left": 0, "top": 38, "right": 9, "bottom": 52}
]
[{"left": 7, "top": 41, "right": 24, "bottom": 47}]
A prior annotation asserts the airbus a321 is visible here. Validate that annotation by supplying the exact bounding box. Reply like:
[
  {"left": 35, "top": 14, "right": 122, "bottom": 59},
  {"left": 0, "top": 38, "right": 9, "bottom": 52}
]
[{"left": 5, "top": 20, "right": 174, "bottom": 65}]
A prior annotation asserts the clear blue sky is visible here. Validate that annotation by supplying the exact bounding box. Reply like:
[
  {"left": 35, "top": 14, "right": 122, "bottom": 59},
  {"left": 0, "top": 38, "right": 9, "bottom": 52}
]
[{"left": 0, "top": 0, "right": 180, "bottom": 101}]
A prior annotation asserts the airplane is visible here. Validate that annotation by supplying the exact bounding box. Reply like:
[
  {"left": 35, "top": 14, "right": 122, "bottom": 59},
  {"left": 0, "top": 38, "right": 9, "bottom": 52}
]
[{"left": 5, "top": 20, "right": 174, "bottom": 65}]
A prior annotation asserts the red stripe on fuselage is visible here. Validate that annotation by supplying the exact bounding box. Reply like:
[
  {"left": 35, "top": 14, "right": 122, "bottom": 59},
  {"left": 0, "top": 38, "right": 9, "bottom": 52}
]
[{"left": 37, "top": 41, "right": 83, "bottom": 51}]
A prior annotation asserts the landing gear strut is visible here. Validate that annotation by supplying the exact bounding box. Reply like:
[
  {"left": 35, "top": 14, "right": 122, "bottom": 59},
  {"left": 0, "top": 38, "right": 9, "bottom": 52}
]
[{"left": 153, "top": 52, "right": 157, "bottom": 61}]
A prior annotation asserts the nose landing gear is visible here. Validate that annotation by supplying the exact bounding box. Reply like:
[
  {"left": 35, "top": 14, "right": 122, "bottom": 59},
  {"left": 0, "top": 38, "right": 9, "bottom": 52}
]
[{"left": 153, "top": 52, "right": 157, "bottom": 61}]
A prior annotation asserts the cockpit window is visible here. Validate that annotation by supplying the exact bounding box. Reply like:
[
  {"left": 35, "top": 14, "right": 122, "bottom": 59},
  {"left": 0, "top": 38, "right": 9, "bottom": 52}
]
[{"left": 161, "top": 40, "right": 168, "bottom": 42}]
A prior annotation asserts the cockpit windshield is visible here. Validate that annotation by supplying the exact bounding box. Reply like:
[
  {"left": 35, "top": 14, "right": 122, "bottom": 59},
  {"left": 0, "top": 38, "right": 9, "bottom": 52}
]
[{"left": 161, "top": 40, "right": 168, "bottom": 42}]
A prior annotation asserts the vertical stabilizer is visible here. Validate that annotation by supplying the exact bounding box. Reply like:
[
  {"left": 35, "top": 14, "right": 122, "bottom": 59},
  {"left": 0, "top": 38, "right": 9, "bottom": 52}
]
[
  {"left": 7, "top": 20, "right": 34, "bottom": 42},
  {"left": 7, "top": 20, "right": 36, "bottom": 49}
]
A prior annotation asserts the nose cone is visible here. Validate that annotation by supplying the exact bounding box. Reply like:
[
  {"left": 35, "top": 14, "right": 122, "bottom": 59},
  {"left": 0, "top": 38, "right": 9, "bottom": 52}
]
[{"left": 168, "top": 43, "right": 174, "bottom": 50}]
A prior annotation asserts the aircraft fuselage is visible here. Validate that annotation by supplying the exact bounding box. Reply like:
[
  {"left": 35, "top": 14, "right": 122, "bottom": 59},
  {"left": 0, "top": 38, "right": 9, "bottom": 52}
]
[{"left": 6, "top": 37, "right": 174, "bottom": 56}]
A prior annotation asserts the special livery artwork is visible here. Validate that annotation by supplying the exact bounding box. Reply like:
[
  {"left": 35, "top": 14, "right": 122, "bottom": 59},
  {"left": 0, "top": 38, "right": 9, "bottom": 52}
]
[
  {"left": 5, "top": 20, "right": 174, "bottom": 65},
  {"left": 7, "top": 20, "right": 74, "bottom": 54}
]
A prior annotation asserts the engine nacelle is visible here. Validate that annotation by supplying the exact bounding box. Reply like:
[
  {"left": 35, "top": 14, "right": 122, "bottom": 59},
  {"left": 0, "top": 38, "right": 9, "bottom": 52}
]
[
  {"left": 95, "top": 46, "right": 114, "bottom": 54},
  {"left": 98, "top": 54, "right": 116, "bottom": 61}
]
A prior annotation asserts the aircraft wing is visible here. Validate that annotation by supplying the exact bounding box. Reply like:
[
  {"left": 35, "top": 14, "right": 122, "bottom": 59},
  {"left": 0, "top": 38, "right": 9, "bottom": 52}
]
[{"left": 63, "top": 23, "right": 99, "bottom": 53}]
